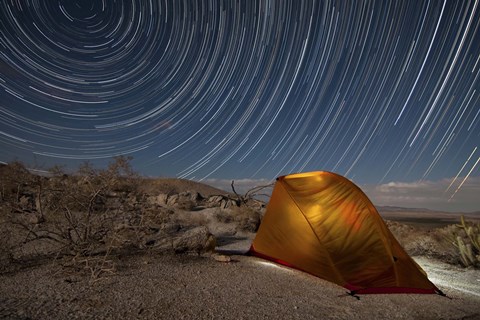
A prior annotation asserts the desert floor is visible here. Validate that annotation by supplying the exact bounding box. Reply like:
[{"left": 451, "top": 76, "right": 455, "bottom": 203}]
[{"left": 1, "top": 232, "right": 479, "bottom": 320}]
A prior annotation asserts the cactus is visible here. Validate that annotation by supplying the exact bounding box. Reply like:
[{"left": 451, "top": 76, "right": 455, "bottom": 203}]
[
  {"left": 448, "top": 216, "right": 480, "bottom": 268},
  {"left": 456, "top": 236, "right": 476, "bottom": 266}
]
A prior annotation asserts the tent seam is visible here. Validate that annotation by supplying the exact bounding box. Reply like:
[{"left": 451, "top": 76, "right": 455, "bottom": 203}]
[{"left": 279, "top": 178, "right": 347, "bottom": 286}]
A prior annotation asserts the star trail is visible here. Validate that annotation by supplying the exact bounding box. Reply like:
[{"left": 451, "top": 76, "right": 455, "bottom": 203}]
[{"left": 1, "top": 1, "right": 479, "bottom": 211}]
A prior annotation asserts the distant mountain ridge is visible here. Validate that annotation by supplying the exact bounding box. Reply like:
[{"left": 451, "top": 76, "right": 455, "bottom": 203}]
[
  {"left": 376, "top": 205, "right": 436, "bottom": 213},
  {"left": 376, "top": 205, "right": 480, "bottom": 216}
]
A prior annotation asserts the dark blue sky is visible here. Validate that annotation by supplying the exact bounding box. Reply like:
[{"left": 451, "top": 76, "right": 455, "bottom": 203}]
[{"left": 0, "top": 1, "right": 479, "bottom": 211}]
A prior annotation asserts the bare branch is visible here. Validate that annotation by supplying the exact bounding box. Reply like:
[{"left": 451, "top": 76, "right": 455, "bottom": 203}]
[
  {"left": 230, "top": 180, "right": 243, "bottom": 206},
  {"left": 229, "top": 180, "right": 273, "bottom": 208}
]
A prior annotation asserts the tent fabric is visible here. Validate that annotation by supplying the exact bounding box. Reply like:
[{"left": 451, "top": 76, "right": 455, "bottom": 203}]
[{"left": 250, "top": 171, "right": 440, "bottom": 294}]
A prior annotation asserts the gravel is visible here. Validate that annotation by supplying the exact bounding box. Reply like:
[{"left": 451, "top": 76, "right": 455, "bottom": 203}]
[{"left": 1, "top": 239, "right": 479, "bottom": 320}]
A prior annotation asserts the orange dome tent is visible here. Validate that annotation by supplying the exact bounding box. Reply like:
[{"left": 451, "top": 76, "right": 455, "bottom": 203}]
[{"left": 250, "top": 171, "right": 443, "bottom": 295}]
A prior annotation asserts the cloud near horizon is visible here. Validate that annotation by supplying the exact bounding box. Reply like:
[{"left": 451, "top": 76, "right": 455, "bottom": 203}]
[
  {"left": 362, "top": 176, "right": 480, "bottom": 213},
  {"left": 205, "top": 176, "right": 480, "bottom": 213}
]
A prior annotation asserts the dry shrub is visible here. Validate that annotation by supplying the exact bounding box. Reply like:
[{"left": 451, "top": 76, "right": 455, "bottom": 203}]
[
  {"left": 0, "top": 157, "right": 143, "bottom": 279},
  {"left": 215, "top": 206, "right": 261, "bottom": 232},
  {"left": 112, "top": 206, "right": 177, "bottom": 250},
  {"left": 385, "top": 220, "right": 459, "bottom": 265},
  {"left": 0, "top": 158, "right": 221, "bottom": 281},
  {"left": 0, "top": 220, "right": 15, "bottom": 271},
  {"left": 233, "top": 206, "right": 261, "bottom": 232},
  {"left": 184, "top": 213, "right": 209, "bottom": 227},
  {"left": 385, "top": 221, "right": 419, "bottom": 247},
  {"left": 215, "top": 208, "right": 234, "bottom": 224},
  {"left": 405, "top": 233, "right": 457, "bottom": 264},
  {"left": 60, "top": 247, "right": 117, "bottom": 284}
]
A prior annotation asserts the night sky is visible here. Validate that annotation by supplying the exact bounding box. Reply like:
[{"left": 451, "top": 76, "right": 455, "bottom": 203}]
[{"left": 1, "top": 1, "right": 479, "bottom": 212}]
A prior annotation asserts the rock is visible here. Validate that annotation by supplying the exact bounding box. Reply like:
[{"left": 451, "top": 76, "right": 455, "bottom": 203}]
[
  {"left": 27, "top": 213, "right": 44, "bottom": 224},
  {"left": 212, "top": 254, "right": 231, "bottom": 263},
  {"left": 179, "top": 191, "right": 204, "bottom": 202},
  {"left": 105, "top": 191, "right": 119, "bottom": 198},
  {"left": 161, "top": 222, "right": 181, "bottom": 233},
  {"left": 167, "top": 194, "right": 179, "bottom": 206},
  {"left": 143, "top": 236, "right": 173, "bottom": 251},
  {"left": 206, "top": 195, "right": 241, "bottom": 208},
  {"left": 172, "top": 191, "right": 205, "bottom": 210},
  {"left": 208, "top": 195, "right": 224, "bottom": 203},
  {"left": 147, "top": 194, "right": 169, "bottom": 206},
  {"left": 220, "top": 199, "right": 237, "bottom": 209},
  {"left": 173, "top": 226, "right": 216, "bottom": 254},
  {"left": 19, "top": 194, "right": 35, "bottom": 211},
  {"left": 157, "top": 194, "right": 168, "bottom": 205}
]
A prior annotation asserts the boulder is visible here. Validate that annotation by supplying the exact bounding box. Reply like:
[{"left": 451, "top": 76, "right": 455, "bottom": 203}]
[
  {"left": 179, "top": 191, "right": 203, "bottom": 202},
  {"left": 156, "top": 194, "right": 169, "bottom": 205},
  {"left": 161, "top": 222, "right": 181, "bottom": 233},
  {"left": 18, "top": 194, "right": 35, "bottom": 212},
  {"left": 147, "top": 194, "right": 169, "bottom": 206},
  {"left": 208, "top": 195, "right": 224, "bottom": 203},
  {"left": 220, "top": 199, "right": 237, "bottom": 209},
  {"left": 173, "top": 226, "right": 216, "bottom": 254},
  {"left": 167, "top": 194, "right": 179, "bottom": 206}
]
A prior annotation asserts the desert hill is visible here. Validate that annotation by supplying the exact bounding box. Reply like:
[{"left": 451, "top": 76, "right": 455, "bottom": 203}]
[{"left": 138, "top": 177, "right": 230, "bottom": 197}]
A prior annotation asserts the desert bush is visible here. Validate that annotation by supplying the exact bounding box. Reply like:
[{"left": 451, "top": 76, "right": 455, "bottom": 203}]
[
  {"left": 232, "top": 206, "right": 261, "bottom": 232},
  {"left": 112, "top": 205, "right": 178, "bottom": 250},
  {"left": 215, "top": 206, "right": 261, "bottom": 232},
  {"left": 1, "top": 161, "right": 32, "bottom": 195},
  {"left": 0, "top": 161, "right": 40, "bottom": 214},
  {"left": 44, "top": 157, "right": 139, "bottom": 255},
  {"left": 385, "top": 221, "right": 457, "bottom": 264},
  {"left": 215, "top": 208, "right": 234, "bottom": 224},
  {"left": 1, "top": 157, "right": 141, "bottom": 259},
  {"left": 0, "top": 219, "right": 15, "bottom": 271},
  {"left": 445, "top": 216, "right": 480, "bottom": 268}
]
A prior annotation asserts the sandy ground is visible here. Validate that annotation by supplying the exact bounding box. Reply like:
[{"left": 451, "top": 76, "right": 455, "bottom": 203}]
[{"left": 1, "top": 234, "right": 479, "bottom": 320}]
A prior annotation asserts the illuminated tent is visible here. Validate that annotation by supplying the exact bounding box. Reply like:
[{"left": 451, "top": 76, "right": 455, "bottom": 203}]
[{"left": 250, "top": 171, "right": 442, "bottom": 295}]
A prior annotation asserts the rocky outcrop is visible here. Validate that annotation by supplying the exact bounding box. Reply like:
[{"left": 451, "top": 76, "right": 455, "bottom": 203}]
[
  {"left": 206, "top": 195, "right": 238, "bottom": 208},
  {"left": 145, "top": 190, "right": 242, "bottom": 210}
]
